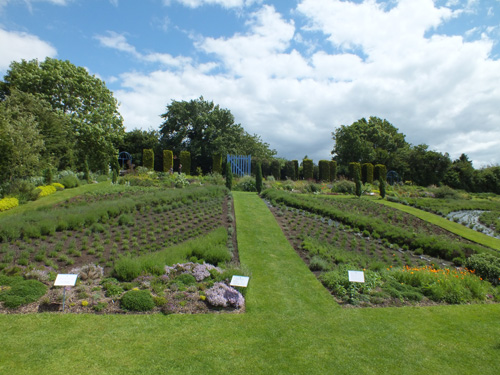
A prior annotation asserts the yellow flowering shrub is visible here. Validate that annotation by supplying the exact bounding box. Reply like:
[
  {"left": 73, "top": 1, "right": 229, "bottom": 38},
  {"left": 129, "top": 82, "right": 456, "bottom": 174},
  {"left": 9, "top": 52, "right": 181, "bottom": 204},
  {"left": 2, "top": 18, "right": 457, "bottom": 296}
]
[
  {"left": 81, "top": 300, "right": 89, "bottom": 307},
  {"left": 0, "top": 197, "right": 19, "bottom": 212},
  {"left": 36, "top": 185, "right": 57, "bottom": 198}
]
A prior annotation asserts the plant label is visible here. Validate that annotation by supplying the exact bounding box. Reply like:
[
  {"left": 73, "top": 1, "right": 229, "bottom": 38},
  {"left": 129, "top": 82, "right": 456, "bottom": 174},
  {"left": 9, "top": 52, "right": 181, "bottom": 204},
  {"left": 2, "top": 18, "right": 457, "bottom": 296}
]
[
  {"left": 348, "top": 271, "right": 365, "bottom": 283},
  {"left": 54, "top": 274, "right": 78, "bottom": 287},
  {"left": 230, "top": 275, "right": 249, "bottom": 288}
]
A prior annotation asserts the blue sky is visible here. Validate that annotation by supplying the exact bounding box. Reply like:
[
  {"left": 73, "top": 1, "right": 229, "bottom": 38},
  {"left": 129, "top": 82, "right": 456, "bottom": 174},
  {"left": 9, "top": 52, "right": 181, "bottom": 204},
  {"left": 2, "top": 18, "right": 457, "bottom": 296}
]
[{"left": 1, "top": 0, "right": 500, "bottom": 167}]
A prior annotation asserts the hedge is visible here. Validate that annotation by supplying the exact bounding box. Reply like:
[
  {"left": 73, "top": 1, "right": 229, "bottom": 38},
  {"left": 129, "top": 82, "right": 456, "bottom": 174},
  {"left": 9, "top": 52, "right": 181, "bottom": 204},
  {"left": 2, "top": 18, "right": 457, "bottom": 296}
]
[
  {"left": 292, "top": 160, "right": 299, "bottom": 181},
  {"left": 180, "top": 151, "right": 191, "bottom": 175},
  {"left": 329, "top": 161, "right": 337, "bottom": 182},
  {"left": 143, "top": 149, "right": 154, "bottom": 170},
  {"left": 163, "top": 150, "right": 173, "bottom": 173},
  {"left": 318, "top": 160, "right": 330, "bottom": 182},
  {"left": 303, "top": 159, "right": 313, "bottom": 180},
  {"left": 374, "top": 164, "right": 387, "bottom": 181},
  {"left": 271, "top": 160, "right": 281, "bottom": 180},
  {"left": 362, "top": 163, "right": 374, "bottom": 184}
]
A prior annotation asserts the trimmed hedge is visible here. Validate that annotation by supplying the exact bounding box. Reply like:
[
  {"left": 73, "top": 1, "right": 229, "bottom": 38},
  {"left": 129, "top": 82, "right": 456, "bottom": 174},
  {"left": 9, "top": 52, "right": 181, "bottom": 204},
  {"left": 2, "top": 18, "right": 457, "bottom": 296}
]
[
  {"left": 212, "top": 154, "right": 222, "bottom": 175},
  {"left": 329, "top": 161, "right": 337, "bottom": 182},
  {"left": 284, "top": 161, "right": 295, "bottom": 180},
  {"left": 362, "top": 163, "right": 374, "bottom": 184},
  {"left": 163, "top": 150, "right": 173, "bottom": 173},
  {"left": 180, "top": 151, "right": 191, "bottom": 175},
  {"left": 292, "top": 160, "right": 299, "bottom": 181},
  {"left": 349, "top": 162, "right": 361, "bottom": 180},
  {"left": 374, "top": 164, "right": 387, "bottom": 181},
  {"left": 318, "top": 160, "right": 330, "bottom": 182},
  {"left": 143, "top": 149, "right": 154, "bottom": 170},
  {"left": 303, "top": 159, "right": 313, "bottom": 180},
  {"left": 271, "top": 160, "right": 281, "bottom": 180}
]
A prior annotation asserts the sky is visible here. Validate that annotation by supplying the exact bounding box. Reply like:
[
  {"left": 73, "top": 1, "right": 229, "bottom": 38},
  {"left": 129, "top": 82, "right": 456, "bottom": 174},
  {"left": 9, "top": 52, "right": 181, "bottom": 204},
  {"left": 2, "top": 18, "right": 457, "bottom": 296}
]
[{"left": 1, "top": 0, "right": 500, "bottom": 168}]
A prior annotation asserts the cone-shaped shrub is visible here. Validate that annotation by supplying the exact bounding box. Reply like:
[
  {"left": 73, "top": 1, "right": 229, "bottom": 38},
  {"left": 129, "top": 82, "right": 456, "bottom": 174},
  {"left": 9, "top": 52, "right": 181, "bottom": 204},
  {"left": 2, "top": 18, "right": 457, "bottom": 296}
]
[
  {"left": 329, "top": 160, "right": 337, "bottom": 182},
  {"left": 212, "top": 154, "right": 222, "bottom": 174},
  {"left": 256, "top": 162, "right": 263, "bottom": 194},
  {"left": 143, "top": 149, "right": 154, "bottom": 170},
  {"left": 225, "top": 162, "right": 233, "bottom": 190},
  {"left": 180, "top": 151, "right": 191, "bottom": 175},
  {"left": 163, "top": 150, "right": 173, "bottom": 172}
]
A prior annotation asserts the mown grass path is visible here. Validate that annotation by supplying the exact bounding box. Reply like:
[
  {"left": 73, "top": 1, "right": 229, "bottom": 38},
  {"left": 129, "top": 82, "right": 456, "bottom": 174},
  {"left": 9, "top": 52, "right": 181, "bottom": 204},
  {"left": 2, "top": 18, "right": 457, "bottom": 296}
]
[{"left": 0, "top": 192, "right": 499, "bottom": 374}]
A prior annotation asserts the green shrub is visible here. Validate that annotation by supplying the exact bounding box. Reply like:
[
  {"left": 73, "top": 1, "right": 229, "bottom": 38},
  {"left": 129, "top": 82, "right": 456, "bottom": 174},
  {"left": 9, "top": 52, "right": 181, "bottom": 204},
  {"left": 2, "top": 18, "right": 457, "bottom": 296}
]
[
  {"left": 93, "top": 302, "right": 108, "bottom": 312},
  {"left": 329, "top": 161, "right": 337, "bottom": 182},
  {"left": 153, "top": 296, "right": 167, "bottom": 307},
  {"left": 120, "top": 289, "right": 155, "bottom": 312},
  {"left": 113, "top": 257, "right": 142, "bottom": 282},
  {"left": 180, "top": 151, "right": 191, "bottom": 175},
  {"left": 118, "top": 214, "right": 134, "bottom": 226},
  {"left": 332, "top": 180, "right": 355, "bottom": 194},
  {"left": 309, "top": 255, "right": 330, "bottom": 271},
  {"left": 303, "top": 159, "right": 313, "bottom": 180},
  {"left": 225, "top": 162, "right": 233, "bottom": 191},
  {"left": 0, "top": 197, "right": 19, "bottom": 212},
  {"left": 256, "top": 162, "right": 263, "bottom": 194},
  {"left": 0, "top": 276, "right": 48, "bottom": 308},
  {"left": 362, "top": 163, "right": 374, "bottom": 184},
  {"left": 318, "top": 160, "right": 330, "bottom": 182},
  {"left": 271, "top": 160, "right": 281, "bottom": 180},
  {"left": 212, "top": 154, "right": 222, "bottom": 175},
  {"left": 465, "top": 254, "right": 500, "bottom": 285},
  {"left": 102, "top": 279, "right": 124, "bottom": 297},
  {"left": 163, "top": 150, "right": 173, "bottom": 173},
  {"left": 433, "top": 186, "right": 460, "bottom": 199},
  {"left": 235, "top": 176, "right": 256, "bottom": 192},
  {"left": 143, "top": 149, "right": 154, "bottom": 170},
  {"left": 59, "top": 175, "right": 80, "bottom": 189},
  {"left": 172, "top": 273, "right": 197, "bottom": 287}
]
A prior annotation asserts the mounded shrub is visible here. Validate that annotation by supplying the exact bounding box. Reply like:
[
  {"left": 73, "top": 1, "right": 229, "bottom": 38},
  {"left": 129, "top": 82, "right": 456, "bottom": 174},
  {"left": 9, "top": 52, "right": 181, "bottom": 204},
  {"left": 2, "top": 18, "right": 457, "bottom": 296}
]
[
  {"left": 303, "top": 159, "right": 313, "bottom": 180},
  {"left": 120, "top": 289, "right": 155, "bottom": 312},
  {"left": 332, "top": 179, "right": 355, "bottom": 194},
  {"left": 113, "top": 257, "right": 142, "bottom": 282},
  {"left": 0, "top": 276, "right": 48, "bottom": 309},
  {"left": 465, "top": 254, "right": 500, "bottom": 285},
  {"left": 0, "top": 197, "right": 19, "bottom": 212},
  {"left": 163, "top": 150, "right": 173, "bottom": 173},
  {"left": 143, "top": 149, "right": 154, "bottom": 170},
  {"left": 59, "top": 175, "right": 80, "bottom": 189}
]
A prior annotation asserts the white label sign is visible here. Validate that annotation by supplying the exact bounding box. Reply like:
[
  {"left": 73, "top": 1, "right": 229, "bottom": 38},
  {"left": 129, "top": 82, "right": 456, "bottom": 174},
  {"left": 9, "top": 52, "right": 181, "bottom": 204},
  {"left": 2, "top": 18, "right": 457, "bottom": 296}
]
[
  {"left": 54, "top": 274, "right": 78, "bottom": 287},
  {"left": 348, "top": 271, "right": 365, "bottom": 283},
  {"left": 230, "top": 275, "right": 249, "bottom": 288}
]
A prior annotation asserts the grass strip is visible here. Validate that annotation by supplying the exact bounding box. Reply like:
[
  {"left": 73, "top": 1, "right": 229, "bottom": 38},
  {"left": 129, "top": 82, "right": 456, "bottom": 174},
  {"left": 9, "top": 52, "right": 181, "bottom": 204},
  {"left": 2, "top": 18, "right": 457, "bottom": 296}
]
[
  {"left": 0, "top": 192, "right": 499, "bottom": 374},
  {"left": 374, "top": 198, "right": 500, "bottom": 251}
]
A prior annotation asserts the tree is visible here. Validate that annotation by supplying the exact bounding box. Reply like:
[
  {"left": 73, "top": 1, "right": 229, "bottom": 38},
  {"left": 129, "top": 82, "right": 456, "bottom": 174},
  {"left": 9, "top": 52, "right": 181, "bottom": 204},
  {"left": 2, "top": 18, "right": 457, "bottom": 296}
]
[
  {"left": 0, "top": 97, "right": 45, "bottom": 181},
  {"left": 405, "top": 144, "right": 451, "bottom": 187},
  {"left": 332, "top": 117, "right": 408, "bottom": 169},
  {"left": 1, "top": 58, "right": 124, "bottom": 171},
  {"left": 443, "top": 154, "right": 474, "bottom": 191},
  {"left": 160, "top": 97, "right": 275, "bottom": 173},
  {"left": 119, "top": 129, "right": 160, "bottom": 169}
]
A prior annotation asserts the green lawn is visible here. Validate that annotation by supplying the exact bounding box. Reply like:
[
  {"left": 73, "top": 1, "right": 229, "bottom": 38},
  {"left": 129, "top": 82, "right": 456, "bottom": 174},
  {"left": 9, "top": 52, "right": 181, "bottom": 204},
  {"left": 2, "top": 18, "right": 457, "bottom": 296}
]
[{"left": 0, "top": 192, "right": 499, "bottom": 374}]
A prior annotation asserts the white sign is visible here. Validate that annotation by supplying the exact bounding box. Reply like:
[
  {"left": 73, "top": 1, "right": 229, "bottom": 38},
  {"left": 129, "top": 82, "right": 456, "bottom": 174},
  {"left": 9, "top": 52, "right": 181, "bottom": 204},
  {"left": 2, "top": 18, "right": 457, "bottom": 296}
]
[
  {"left": 348, "top": 271, "right": 365, "bottom": 283},
  {"left": 54, "top": 274, "right": 78, "bottom": 287},
  {"left": 230, "top": 275, "right": 249, "bottom": 288}
]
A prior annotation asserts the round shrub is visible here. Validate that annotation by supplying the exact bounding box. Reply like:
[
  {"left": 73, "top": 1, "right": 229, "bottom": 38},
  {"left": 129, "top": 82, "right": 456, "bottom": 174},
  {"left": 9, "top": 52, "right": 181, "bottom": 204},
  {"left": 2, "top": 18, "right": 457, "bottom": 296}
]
[
  {"left": 120, "top": 290, "right": 155, "bottom": 312},
  {"left": 113, "top": 257, "right": 141, "bottom": 282},
  {"left": 332, "top": 180, "right": 355, "bottom": 194},
  {"left": 465, "top": 253, "right": 500, "bottom": 285},
  {"left": 173, "top": 273, "right": 197, "bottom": 287},
  {"left": 0, "top": 276, "right": 48, "bottom": 309},
  {"left": 59, "top": 175, "right": 80, "bottom": 189}
]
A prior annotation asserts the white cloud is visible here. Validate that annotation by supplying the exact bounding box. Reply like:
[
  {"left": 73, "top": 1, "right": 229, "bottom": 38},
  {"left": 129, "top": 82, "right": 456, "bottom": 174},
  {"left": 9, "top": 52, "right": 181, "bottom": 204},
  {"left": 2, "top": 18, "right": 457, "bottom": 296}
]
[
  {"left": 113, "top": 1, "right": 500, "bottom": 167},
  {"left": 0, "top": 28, "right": 57, "bottom": 72},
  {"left": 163, "top": 0, "right": 262, "bottom": 8},
  {"left": 95, "top": 31, "right": 193, "bottom": 68}
]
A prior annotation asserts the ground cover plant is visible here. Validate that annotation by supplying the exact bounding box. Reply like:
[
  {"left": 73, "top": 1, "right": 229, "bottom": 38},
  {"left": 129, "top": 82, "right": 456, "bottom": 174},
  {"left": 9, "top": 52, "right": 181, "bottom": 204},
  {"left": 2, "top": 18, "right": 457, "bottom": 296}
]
[
  {"left": 0, "top": 184, "right": 245, "bottom": 314},
  {"left": 264, "top": 189, "right": 500, "bottom": 307}
]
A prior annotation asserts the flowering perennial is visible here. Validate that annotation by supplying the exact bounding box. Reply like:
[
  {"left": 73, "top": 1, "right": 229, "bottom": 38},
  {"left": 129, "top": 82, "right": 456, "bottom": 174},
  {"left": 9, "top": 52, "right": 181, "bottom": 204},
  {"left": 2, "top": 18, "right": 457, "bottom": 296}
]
[
  {"left": 0, "top": 197, "right": 19, "bottom": 212},
  {"left": 205, "top": 282, "right": 245, "bottom": 308},
  {"left": 164, "top": 262, "right": 222, "bottom": 282}
]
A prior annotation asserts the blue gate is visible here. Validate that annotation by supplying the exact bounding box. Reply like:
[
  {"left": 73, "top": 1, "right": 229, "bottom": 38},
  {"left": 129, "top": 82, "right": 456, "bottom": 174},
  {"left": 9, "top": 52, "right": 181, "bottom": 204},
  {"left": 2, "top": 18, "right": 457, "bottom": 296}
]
[{"left": 227, "top": 155, "right": 251, "bottom": 176}]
